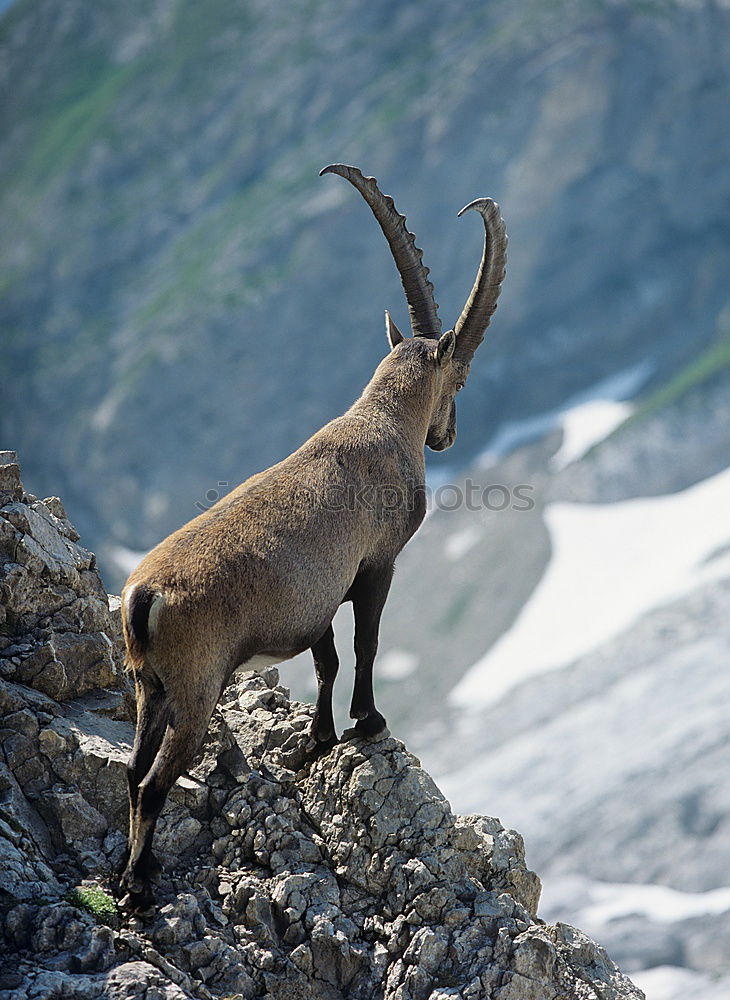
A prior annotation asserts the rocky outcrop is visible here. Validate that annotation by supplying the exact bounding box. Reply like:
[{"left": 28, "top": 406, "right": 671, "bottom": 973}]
[
  {"left": 0, "top": 451, "right": 123, "bottom": 703},
  {"left": 0, "top": 458, "right": 643, "bottom": 999}
]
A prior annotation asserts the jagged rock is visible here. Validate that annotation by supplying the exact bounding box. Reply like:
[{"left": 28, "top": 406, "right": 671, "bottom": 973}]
[
  {"left": 0, "top": 473, "right": 124, "bottom": 705},
  {"left": 0, "top": 463, "right": 644, "bottom": 999},
  {"left": 0, "top": 453, "right": 23, "bottom": 508}
]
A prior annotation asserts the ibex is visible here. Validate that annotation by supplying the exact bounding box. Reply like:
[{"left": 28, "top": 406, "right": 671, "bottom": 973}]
[{"left": 117, "top": 164, "right": 507, "bottom": 910}]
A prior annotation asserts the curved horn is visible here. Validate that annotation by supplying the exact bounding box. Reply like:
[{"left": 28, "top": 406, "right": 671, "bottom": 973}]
[
  {"left": 453, "top": 198, "right": 507, "bottom": 363},
  {"left": 320, "top": 164, "right": 442, "bottom": 338}
]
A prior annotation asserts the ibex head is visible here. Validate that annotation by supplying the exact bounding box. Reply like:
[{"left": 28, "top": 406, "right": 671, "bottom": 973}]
[{"left": 320, "top": 164, "right": 508, "bottom": 452}]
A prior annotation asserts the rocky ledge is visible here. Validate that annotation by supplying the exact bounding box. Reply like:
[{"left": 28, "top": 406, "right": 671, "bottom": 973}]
[{"left": 0, "top": 453, "right": 644, "bottom": 999}]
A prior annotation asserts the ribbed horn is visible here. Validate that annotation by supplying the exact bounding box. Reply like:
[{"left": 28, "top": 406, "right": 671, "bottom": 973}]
[
  {"left": 453, "top": 198, "right": 507, "bottom": 363},
  {"left": 320, "top": 164, "right": 442, "bottom": 338}
]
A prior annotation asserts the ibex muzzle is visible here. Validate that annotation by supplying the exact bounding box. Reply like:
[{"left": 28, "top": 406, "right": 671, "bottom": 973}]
[{"left": 117, "top": 165, "right": 507, "bottom": 911}]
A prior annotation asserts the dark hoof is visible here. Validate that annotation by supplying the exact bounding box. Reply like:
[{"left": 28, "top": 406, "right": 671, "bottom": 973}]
[
  {"left": 315, "top": 735, "right": 338, "bottom": 756},
  {"left": 304, "top": 734, "right": 338, "bottom": 759},
  {"left": 310, "top": 718, "right": 336, "bottom": 744},
  {"left": 356, "top": 712, "right": 388, "bottom": 738},
  {"left": 111, "top": 863, "right": 131, "bottom": 901},
  {"left": 114, "top": 844, "right": 160, "bottom": 893},
  {"left": 119, "top": 881, "right": 155, "bottom": 914},
  {"left": 342, "top": 715, "right": 390, "bottom": 741}
]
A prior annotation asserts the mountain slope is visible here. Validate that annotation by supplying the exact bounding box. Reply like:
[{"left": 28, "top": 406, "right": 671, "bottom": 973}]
[{"left": 2, "top": 0, "right": 729, "bottom": 587}]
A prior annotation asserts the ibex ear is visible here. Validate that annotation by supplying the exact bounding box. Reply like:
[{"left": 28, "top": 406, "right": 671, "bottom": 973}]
[
  {"left": 385, "top": 310, "right": 404, "bottom": 349},
  {"left": 435, "top": 329, "right": 456, "bottom": 366}
]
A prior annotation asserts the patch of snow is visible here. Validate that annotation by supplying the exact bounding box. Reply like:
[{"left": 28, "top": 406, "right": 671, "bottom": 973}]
[
  {"left": 584, "top": 880, "right": 730, "bottom": 925},
  {"left": 450, "top": 465, "right": 730, "bottom": 710},
  {"left": 444, "top": 526, "right": 481, "bottom": 561},
  {"left": 91, "top": 391, "right": 123, "bottom": 433},
  {"left": 378, "top": 649, "right": 419, "bottom": 680},
  {"left": 631, "top": 965, "right": 730, "bottom": 1000},
  {"left": 538, "top": 876, "right": 730, "bottom": 998},
  {"left": 478, "top": 410, "right": 560, "bottom": 468},
  {"left": 478, "top": 361, "right": 652, "bottom": 468},
  {"left": 540, "top": 875, "right": 730, "bottom": 927},
  {"left": 550, "top": 398, "right": 634, "bottom": 470}
]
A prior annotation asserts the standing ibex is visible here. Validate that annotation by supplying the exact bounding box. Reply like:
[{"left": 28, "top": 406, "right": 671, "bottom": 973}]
[{"left": 117, "top": 164, "right": 507, "bottom": 910}]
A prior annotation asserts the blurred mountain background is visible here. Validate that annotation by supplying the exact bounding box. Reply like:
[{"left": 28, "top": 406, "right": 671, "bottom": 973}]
[{"left": 2, "top": 0, "right": 729, "bottom": 996}]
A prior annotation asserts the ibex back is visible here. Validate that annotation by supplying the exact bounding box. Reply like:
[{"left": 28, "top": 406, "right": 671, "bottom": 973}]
[{"left": 117, "top": 164, "right": 507, "bottom": 910}]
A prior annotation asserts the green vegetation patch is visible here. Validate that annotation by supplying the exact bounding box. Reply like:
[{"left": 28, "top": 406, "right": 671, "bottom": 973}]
[
  {"left": 68, "top": 885, "right": 117, "bottom": 921},
  {"left": 628, "top": 327, "right": 730, "bottom": 428},
  {"left": 23, "top": 63, "right": 134, "bottom": 188}
]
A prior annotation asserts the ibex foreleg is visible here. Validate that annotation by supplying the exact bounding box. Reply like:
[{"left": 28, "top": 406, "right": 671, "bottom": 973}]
[{"left": 349, "top": 563, "right": 393, "bottom": 737}]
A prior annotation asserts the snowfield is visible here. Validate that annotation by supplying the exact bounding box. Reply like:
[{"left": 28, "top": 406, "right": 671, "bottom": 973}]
[
  {"left": 550, "top": 397, "right": 633, "bottom": 470},
  {"left": 451, "top": 465, "right": 730, "bottom": 710}
]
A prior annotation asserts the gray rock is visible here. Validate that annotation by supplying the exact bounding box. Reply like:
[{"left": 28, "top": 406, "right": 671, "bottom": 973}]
[
  {"left": 15, "top": 631, "right": 117, "bottom": 701},
  {"left": 0, "top": 453, "right": 23, "bottom": 506},
  {"left": 0, "top": 503, "right": 94, "bottom": 583}
]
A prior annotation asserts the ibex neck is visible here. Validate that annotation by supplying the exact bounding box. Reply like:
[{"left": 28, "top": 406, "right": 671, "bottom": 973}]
[{"left": 354, "top": 362, "right": 434, "bottom": 452}]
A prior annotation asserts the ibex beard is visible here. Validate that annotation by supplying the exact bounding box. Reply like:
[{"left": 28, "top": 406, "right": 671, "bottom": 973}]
[{"left": 116, "top": 163, "right": 507, "bottom": 911}]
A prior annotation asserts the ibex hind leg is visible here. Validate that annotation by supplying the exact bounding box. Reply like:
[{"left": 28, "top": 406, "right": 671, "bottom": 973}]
[
  {"left": 348, "top": 564, "right": 393, "bottom": 739},
  {"left": 116, "top": 673, "right": 169, "bottom": 885},
  {"left": 310, "top": 624, "right": 339, "bottom": 754},
  {"left": 119, "top": 686, "right": 219, "bottom": 912}
]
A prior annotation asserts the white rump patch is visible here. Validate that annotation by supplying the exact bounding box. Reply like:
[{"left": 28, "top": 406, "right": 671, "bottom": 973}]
[
  {"left": 147, "top": 593, "right": 165, "bottom": 636},
  {"left": 123, "top": 584, "right": 165, "bottom": 639}
]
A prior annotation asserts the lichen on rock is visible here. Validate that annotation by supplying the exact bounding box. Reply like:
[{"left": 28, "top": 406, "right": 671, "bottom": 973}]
[{"left": 0, "top": 457, "right": 644, "bottom": 999}]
